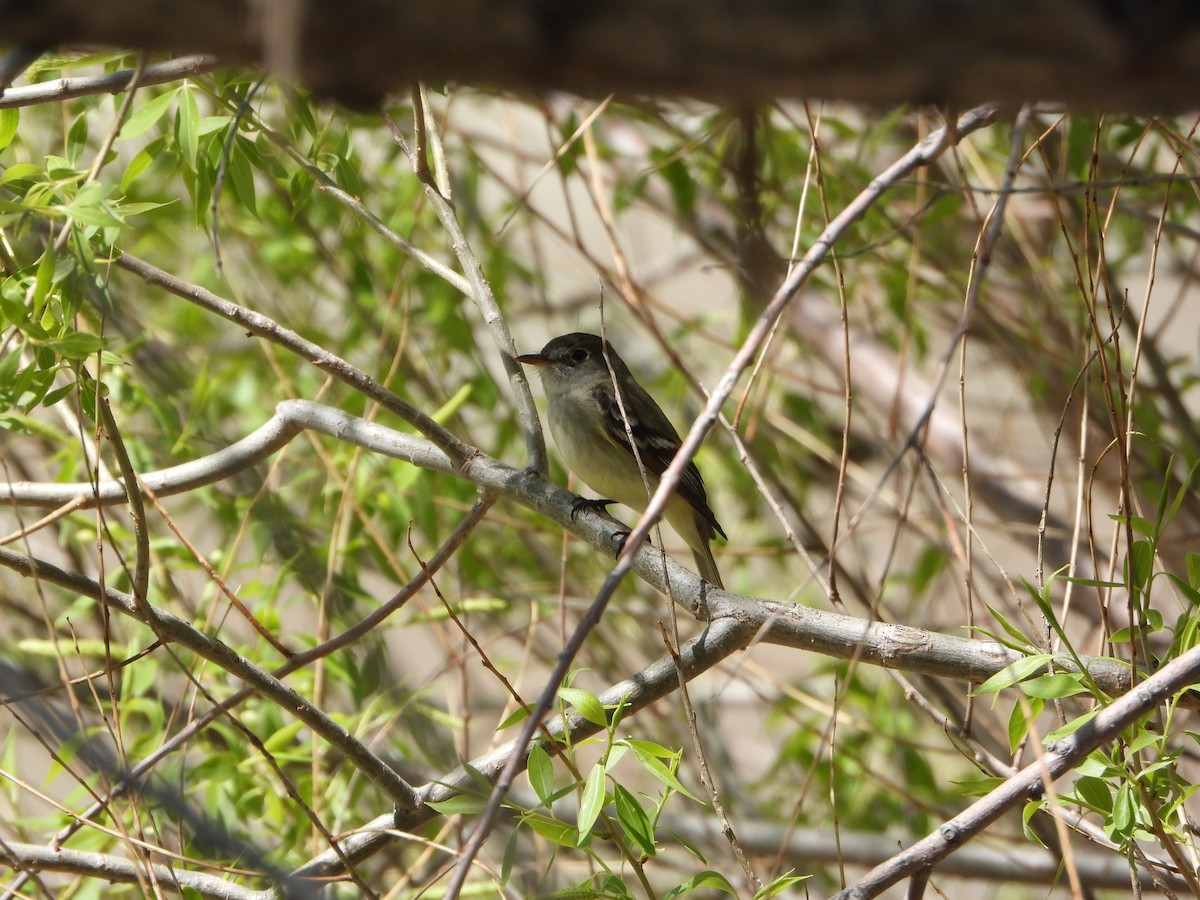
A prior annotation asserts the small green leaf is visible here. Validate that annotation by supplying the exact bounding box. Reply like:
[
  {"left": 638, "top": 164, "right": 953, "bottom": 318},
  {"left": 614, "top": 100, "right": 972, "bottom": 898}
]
[
  {"left": 120, "top": 88, "right": 179, "bottom": 140},
  {"left": 45, "top": 332, "right": 105, "bottom": 360},
  {"left": 1127, "top": 539, "right": 1154, "bottom": 591},
  {"left": 1188, "top": 552, "right": 1200, "bottom": 591},
  {"left": 1073, "top": 775, "right": 1113, "bottom": 815},
  {"left": 121, "top": 145, "right": 157, "bottom": 193},
  {"left": 426, "top": 794, "right": 487, "bottom": 816},
  {"left": 972, "top": 654, "right": 1053, "bottom": 696},
  {"left": 757, "top": 873, "right": 810, "bottom": 898},
  {"left": 524, "top": 813, "right": 578, "bottom": 847},
  {"left": 1125, "top": 515, "right": 1156, "bottom": 538},
  {"left": 983, "top": 602, "right": 1037, "bottom": 649},
  {"left": 665, "top": 871, "right": 737, "bottom": 898},
  {"left": 1007, "top": 697, "right": 1043, "bottom": 753},
  {"left": 1020, "top": 672, "right": 1085, "bottom": 699},
  {"left": 432, "top": 383, "right": 472, "bottom": 424},
  {"left": 624, "top": 740, "right": 702, "bottom": 803},
  {"left": 1021, "top": 800, "right": 1047, "bottom": 846},
  {"left": 225, "top": 138, "right": 257, "bottom": 215},
  {"left": 33, "top": 246, "right": 56, "bottom": 311},
  {"left": 527, "top": 744, "right": 554, "bottom": 805},
  {"left": 577, "top": 763, "right": 606, "bottom": 840},
  {"left": 954, "top": 775, "right": 1007, "bottom": 797},
  {"left": 64, "top": 198, "right": 124, "bottom": 229},
  {"left": 613, "top": 783, "right": 655, "bottom": 856},
  {"left": 1044, "top": 708, "right": 1101, "bottom": 743},
  {"left": 558, "top": 686, "right": 608, "bottom": 727},
  {"left": 177, "top": 84, "right": 200, "bottom": 170},
  {"left": 0, "top": 108, "right": 18, "bottom": 150},
  {"left": 66, "top": 112, "right": 88, "bottom": 165},
  {"left": 262, "top": 721, "right": 304, "bottom": 754},
  {"left": 0, "top": 163, "right": 41, "bottom": 186},
  {"left": 1112, "top": 781, "right": 1136, "bottom": 834},
  {"left": 495, "top": 705, "right": 530, "bottom": 730}
]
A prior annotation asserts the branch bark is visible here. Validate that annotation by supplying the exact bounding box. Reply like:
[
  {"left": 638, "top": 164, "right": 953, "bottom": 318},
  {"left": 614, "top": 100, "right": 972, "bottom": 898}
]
[
  {"left": 2, "top": 1, "right": 1199, "bottom": 108},
  {"left": 0, "top": 399, "right": 1141, "bottom": 697}
]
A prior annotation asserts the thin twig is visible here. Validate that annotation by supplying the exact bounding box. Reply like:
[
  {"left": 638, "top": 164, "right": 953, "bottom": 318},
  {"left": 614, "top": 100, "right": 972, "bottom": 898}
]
[
  {"left": 112, "top": 253, "right": 472, "bottom": 466},
  {"left": 384, "top": 102, "right": 548, "bottom": 476},
  {"left": 0, "top": 546, "right": 424, "bottom": 813}
]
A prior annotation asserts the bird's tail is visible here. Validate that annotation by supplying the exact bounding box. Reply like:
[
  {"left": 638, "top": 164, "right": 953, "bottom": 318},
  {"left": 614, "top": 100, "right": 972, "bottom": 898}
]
[{"left": 692, "top": 542, "right": 724, "bottom": 590}]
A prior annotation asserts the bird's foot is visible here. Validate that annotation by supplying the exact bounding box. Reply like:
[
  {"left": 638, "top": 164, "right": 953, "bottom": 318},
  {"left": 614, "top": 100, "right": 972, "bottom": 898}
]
[
  {"left": 570, "top": 496, "right": 617, "bottom": 522},
  {"left": 610, "top": 529, "right": 653, "bottom": 554}
]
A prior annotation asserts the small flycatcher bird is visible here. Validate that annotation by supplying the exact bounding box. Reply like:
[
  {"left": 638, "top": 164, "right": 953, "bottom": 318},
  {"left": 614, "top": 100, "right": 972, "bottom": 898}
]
[{"left": 517, "top": 333, "right": 726, "bottom": 588}]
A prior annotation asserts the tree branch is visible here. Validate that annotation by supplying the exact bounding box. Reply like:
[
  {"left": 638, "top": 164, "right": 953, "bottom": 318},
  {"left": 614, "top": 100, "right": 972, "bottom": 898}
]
[
  {"left": 0, "top": 54, "right": 218, "bottom": 108},
  {"left": 832, "top": 642, "right": 1200, "bottom": 898},
  {"left": 0, "top": 399, "right": 1145, "bottom": 696},
  {"left": 3, "top": 3, "right": 1199, "bottom": 108}
]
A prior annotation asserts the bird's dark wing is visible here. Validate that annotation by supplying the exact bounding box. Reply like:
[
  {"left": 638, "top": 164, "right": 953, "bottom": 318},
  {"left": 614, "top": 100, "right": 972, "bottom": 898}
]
[{"left": 591, "top": 380, "right": 726, "bottom": 540}]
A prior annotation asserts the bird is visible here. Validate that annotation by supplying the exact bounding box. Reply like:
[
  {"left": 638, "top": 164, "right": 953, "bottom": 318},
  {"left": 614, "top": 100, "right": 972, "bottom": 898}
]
[{"left": 517, "top": 332, "right": 726, "bottom": 588}]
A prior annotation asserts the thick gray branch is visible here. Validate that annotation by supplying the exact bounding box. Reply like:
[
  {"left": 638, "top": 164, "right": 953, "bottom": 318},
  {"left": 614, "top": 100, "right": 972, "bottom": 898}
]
[
  {"left": 0, "top": 400, "right": 1139, "bottom": 697},
  {"left": 1, "top": 2, "right": 1198, "bottom": 108},
  {"left": 0, "top": 841, "right": 274, "bottom": 900}
]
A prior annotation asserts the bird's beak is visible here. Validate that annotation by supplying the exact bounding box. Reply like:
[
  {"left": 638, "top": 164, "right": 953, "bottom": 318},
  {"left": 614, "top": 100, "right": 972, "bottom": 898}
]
[{"left": 516, "top": 352, "right": 552, "bottom": 367}]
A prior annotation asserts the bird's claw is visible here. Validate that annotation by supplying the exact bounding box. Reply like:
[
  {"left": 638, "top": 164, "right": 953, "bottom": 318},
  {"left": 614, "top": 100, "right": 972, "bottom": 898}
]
[
  {"left": 610, "top": 529, "right": 651, "bottom": 553},
  {"left": 571, "top": 496, "right": 616, "bottom": 522}
]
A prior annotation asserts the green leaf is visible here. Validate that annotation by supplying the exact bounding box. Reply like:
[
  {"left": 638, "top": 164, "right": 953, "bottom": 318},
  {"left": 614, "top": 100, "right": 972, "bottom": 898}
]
[
  {"left": 1073, "top": 775, "right": 1113, "bottom": 815},
  {"left": 426, "top": 794, "right": 487, "bottom": 816},
  {"left": 66, "top": 112, "right": 88, "bottom": 166},
  {"left": 495, "top": 705, "right": 529, "bottom": 730},
  {"left": 1044, "top": 708, "right": 1101, "bottom": 743},
  {"left": 0, "top": 108, "right": 18, "bottom": 151},
  {"left": 664, "top": 871, "right": 737, "bottom": 898},
  {"left": 64, "top": 197, "right": 123, "bottom": 229},
  {"left": 177, "top": 84, "right": 200, "bottom": 170},
  {"left": 972, "top": 654, "right": 1053, "bottom": 696},
  {"left": 524, "top": 813, "right": 578, "bottom": 847},
  {"left": 527, "top": 744, "right": 554, "bottom": 805},
  {"left": 121, "top": 145, "right": 157, "bottom": 193},
  {"left": 954, "top": 775, "right": 1006, "bottom": 797},
  {"left": 120, "top": 88, "right": 179, "bottom": 141},
  {"left": 558, "top": 686, "right": 608, "bottom": 728},
  {"left": 1167, "top": 573, "right": 1200, "bottom": 609},
  {"left": 1127, "top": 539, "right": 1154, "bottom": 591},
  {"left": 577, "top": 763, "right": 606, "bottom": 841},
  {"left": 45, "top": 332, "right": 105, "bottom": 360},
  {"left": 225, "top": 137, "right": 257, "bottom": 215},
  {"left": 432, "top": 383, "right": 472, "bottom": 424},
  {"left": 983, "top": 602, "right": 1037, "bottom": 650},
  {"left": 1020, "top": 672, "right": 1085, "bottom": 699},
  {"left": 1125, "top": 515, "right": 1156, "bottom": 538},
  {"left": 757, "top": 873, "right": 810, "bottom": 898},
  {"left": 0, "top": 163, "right": 42, "bottom": 187},
  {"left": 613, "top": 783, "right": 655, "bottom": 856},
  {"left": 1021, "top": 800, "right": 1047, "bottom": 847},
  {"left": 1188, "top": 552, "right": 1200, "bottom": 591},
  {"left": 623, "top": 740, "right": 702, "bottom": 803},
  {"left": 1007, "top": 697, "right": 1043, "bottom": 753},
  {"left": 33, "top": 246, "right": 56, "bottom": 311},
  {"left": 1112, "top": 781, "right": 1136, "bottom": 835},
  {"left": 262, "top": 721, "right": 304, "bottom": 754}
]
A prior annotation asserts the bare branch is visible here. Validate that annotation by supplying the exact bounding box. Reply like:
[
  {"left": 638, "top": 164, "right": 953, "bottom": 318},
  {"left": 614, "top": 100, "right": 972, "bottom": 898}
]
[
  {"left": 0, "top": 55, "right": 218, "bottom": 108},
  {"left": 0, "top": 545, "right": 425, "bottom": 814},
  {"left": 0, "top": 840, "right": 274, "bottom": 900},
  {"left": 832, "top": 643, "right": 1200, "bottom": 898},
  {"left": 3, "top": 4, "right": 1199, "bottom": 108},
  {"left": 112, "top": 253, "right": 473, "bottom": 466}
]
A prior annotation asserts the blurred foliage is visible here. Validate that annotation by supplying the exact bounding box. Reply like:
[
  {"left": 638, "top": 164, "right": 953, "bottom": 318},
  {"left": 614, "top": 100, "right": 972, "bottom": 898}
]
[{"left": 2, "top": 49, "right": 1200, "bottom": 898}]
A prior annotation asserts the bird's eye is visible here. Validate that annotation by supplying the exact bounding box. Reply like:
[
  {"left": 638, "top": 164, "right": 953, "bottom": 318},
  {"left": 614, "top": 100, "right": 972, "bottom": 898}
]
[{"left": 569, "top": 348, "right": 589, "bottom": 363}]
